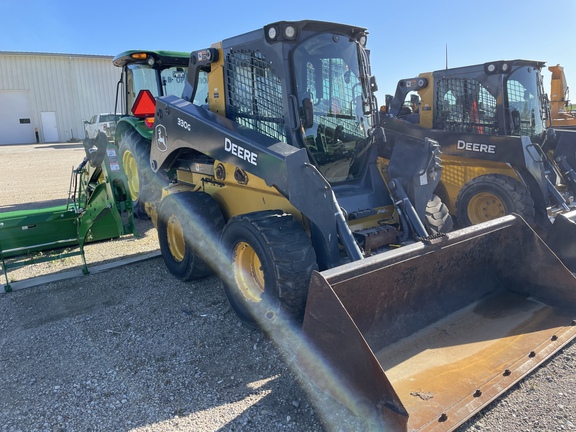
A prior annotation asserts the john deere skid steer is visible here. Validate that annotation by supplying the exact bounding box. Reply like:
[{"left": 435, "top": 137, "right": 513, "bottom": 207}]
[
  {"left": 123, "top": 21, "right": 576, "bottom": 431},
  {"left": 0, "top": 134, "right": 135, "bottom": 291},
  {"left": 382, "top": 60, "right": 576, "bottom": 270}
]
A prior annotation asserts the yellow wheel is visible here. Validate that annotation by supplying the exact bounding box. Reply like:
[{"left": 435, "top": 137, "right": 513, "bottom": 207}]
[
  {"left": 221, "top": 211, "right": 317, "bottom": 327},
  {"left": 232, "top": 241, "right": 265, "bottom": 304},
  {"left": 456, "top": 174, "right": 535, "bottom": 227},
  {"left": 466, "top": 192, "right": 506, "bottom": 224},
  {"left": 122, "top": 148, "right": 140, "bottom": 203},
  {"left": 157, "top": 192, "right": 225, "bottom": 281},
  {"left": 166, "top": 214, "right": 186, "bottom": 263}
]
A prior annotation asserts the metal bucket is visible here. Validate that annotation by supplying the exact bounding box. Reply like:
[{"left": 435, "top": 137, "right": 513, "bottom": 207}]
[{"left": 301, "top": 215, "right": 576, "bottom": 431}]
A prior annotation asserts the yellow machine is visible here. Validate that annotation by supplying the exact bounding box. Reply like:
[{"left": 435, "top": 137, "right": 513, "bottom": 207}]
[
  {"left": 548, "top": 64, "right": 576, "bottom": 128},
  {"left": 382, "top": 61, "right": 576, "bottom": 269},
  {"left": 122, "top": 23, "right": 576, "bottom": 431}
]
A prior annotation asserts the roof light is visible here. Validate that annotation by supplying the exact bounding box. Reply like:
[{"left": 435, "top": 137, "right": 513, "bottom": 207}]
[
  {"left": 359, "top": 35, "right": 367, "bottom": 47},
  {"left": 131, "top": 53, "right": 148, "bottom": 60},
  {"left": 284, "top": 25, "right": 296, "bottom": 39},
  {"left": 501, "top": 62, "right": 509, "bottom": 72},
  {"left": 132, "top": 90, "right": 156, "bottom": 118},
  {"left": 487, "top": 63, "right": 496, "bottom": 73},
  {"left": 268, "top": 26, "right": 278, "bottom": 40}
]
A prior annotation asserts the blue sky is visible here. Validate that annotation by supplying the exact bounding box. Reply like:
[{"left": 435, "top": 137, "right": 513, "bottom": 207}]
[{"left": 2, "top": 0, "right": 575, "bottom": 103}]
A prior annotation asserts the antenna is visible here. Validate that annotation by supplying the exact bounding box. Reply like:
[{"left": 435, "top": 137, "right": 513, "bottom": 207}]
[{"left": 445, "top": 44, "right": 448, "bottom": 69}]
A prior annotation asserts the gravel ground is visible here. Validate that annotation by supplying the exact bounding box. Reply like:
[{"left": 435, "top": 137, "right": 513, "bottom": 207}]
[{"left": 1, "top": 142, "right": 575, "bottom": 431}]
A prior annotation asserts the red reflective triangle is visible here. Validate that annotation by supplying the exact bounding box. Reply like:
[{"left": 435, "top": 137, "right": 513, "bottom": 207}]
[{"left": 132, "top": 90, "right": 156, "bottom": 118}]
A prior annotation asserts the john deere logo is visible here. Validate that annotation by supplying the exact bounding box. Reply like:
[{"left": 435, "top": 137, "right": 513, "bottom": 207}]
[{"left": 156, "top": 125, "right": 168, "bottom": 152}]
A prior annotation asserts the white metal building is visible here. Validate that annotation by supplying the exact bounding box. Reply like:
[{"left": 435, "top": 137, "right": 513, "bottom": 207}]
[{"left": 0, "top": 52, "right": 120, "bottom": 145}]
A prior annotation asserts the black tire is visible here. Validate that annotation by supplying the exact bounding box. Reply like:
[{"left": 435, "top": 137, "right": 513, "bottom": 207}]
[
  {"left": 425, "top": 194, "right": 454, "bottom": 234},
  {"left": 220, "top": 211, "right": 318, "bottom": 328},
  {"left": 118, "top": 129, "right": 165, "bottom": 218},
  {"left": 157, "top": 192, "right": 225, "bottom": 281},
  {"left": 455, "top": 174, "right": 535, "bottom": 227}
]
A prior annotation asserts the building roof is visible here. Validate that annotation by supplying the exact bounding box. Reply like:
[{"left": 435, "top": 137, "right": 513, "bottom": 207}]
[{"left": 0, "top": 51, "right": 113, "bottom": 59}]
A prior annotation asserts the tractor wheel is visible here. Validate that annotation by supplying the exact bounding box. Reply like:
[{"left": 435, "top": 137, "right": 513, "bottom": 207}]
[
  {"left": 118, "top": 129, "right": 165, "bottom": 218},
  {"left": 425, "top": 194, "right": 454, "bottom": 234},
  {"left": 220, "top": 211, "right": 318, "bottom": 328},
  {"left": 455, "top": 174, "right": 535, "bottom": 227},
  {"left": 157, "top": 192, "right": 225, "bottom": 281}
]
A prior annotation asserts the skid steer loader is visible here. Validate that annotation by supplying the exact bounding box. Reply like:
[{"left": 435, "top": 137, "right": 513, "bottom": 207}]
[
  {"left": 382, "top": 59, "right": 576, "bottom": 270},
  {"left": 129, "top": 21, "right": 576, "bottom": 431},
  {"left": 0, "top": 134, "right": 135, "bottom": 291}
]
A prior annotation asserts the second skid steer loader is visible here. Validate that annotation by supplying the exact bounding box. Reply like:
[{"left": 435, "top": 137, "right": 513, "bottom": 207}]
[
  {"left": 125, "top": 21, "right": 576, "bottom": 431},
  {"left": 382, "top": 59, "right": 576, "bottom": 270}
]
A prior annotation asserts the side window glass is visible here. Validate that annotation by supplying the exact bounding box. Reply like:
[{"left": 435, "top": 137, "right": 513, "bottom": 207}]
[{"left": 160, "top": 67, "right": 188, "bottom": 97}]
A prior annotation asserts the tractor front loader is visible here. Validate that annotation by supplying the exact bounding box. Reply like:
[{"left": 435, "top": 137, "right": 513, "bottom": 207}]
[
  {"left": 382, "top": 60, "right": 576, "bottom": 270},
  {"left": 0, "top": 134, "right": 135, "bottom": 291},
  {"left": 130, "top": 21, "right": 576, "bottom": 431}
]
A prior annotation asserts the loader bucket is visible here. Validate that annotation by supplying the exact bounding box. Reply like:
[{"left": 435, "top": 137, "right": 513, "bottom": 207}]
[
  {"left": 301, "top": 215, "right": 576, "bottom": 431},
  {"left": 545, "top": 209, "right": 576, "bottom": 271}
]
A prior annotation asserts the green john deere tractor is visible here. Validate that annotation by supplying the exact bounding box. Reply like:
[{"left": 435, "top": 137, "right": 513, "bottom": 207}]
[{"left": 110, "top": 50, "right": 190, "bottom": 216}]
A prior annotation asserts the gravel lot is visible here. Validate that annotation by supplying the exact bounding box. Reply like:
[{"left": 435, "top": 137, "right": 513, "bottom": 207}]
[{"left": 1, "top": 142, "right": 575, "bottom": 431}]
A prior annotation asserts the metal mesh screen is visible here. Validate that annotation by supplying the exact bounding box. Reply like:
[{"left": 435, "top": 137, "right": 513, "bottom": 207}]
[
  {"left": 226, "top": 49, "right": 286, "bottom": 142},
  {"left": 434, "top": 78, "right": 498, "bottom": 135}
]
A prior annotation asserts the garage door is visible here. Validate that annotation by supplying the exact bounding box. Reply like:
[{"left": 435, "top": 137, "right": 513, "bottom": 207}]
[{"left": 0, "top": 91, "right": 35, "bottom": 145}]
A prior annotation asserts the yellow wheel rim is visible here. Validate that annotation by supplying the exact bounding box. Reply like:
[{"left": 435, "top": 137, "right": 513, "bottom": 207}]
[
  {"left": 166, "top": 214, "right": 186, "bottom": 262},
  {"left": 467, "top": 192, "right": 506, "bottom": 224},
  {"left": 122, "top": 149, "right": 139, "bottom": 202},
  {"left": 232, "top": 241, "right": 264, "bottom": 303}
]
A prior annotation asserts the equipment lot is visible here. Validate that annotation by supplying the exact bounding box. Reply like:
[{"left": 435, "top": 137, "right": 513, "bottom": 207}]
[{"left": 0, "top": 143, "right": 575, "bottom": 431}]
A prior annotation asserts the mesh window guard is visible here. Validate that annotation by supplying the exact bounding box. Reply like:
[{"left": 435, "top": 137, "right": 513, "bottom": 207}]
[
  {"left": 434, "top": 78, "right": 498, "bottom": 135},
  {"left": 226, "top": 49, "right": 286, "bottom": 142}
]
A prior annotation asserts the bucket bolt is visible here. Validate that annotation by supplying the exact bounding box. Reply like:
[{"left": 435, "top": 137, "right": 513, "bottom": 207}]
[
  {"left": 438, "top": 413, "right": 448, "bottom": 422},
  {"left": 551, "top": 335, "right": 558, "bottom": 341},
  {"left": 473, "top": 389, "right": 482, "bottom": 397},
  {"left": 503, "top": 369, "right": 511, "bottom": 376},
  {"left": 528, "top": 351, "right": 536, "bottom": 358}
]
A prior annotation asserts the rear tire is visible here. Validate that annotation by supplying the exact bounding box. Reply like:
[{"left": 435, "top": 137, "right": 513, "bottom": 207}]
[
  {"left": 220, "top": 211, "right": 318, "bottom": 328},
  {"left": 158, "top": 192, "right": 225, "bottom": 281},
  {"left": 455, "top": 174, "right": 535, "bottom": 227},
  {"left": 118, "top": 129, "right": 165, "bottom": 218},
  {"left": 425, "top": 194, "right": 454, "bottom": 234}
]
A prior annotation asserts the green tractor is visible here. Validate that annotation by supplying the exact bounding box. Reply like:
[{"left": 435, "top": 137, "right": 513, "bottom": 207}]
[{"left": 111, "top": 50, "right": 190, "bottom": 216}]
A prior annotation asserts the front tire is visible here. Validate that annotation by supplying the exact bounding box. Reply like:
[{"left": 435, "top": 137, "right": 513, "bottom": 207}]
[
  {"left": 455, "top": 174, "right": 535, "bottom": 227},
  {"left": 220, "top": 211, "right": 318, "bottom": 328},
  {"left": 158, "top": 192, "right": 225, "bottom": 281}
]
